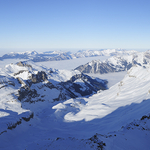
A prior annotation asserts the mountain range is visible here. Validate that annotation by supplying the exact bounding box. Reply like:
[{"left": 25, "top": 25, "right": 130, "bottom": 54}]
[
  {"left": 75, "top": 50, "right": 150, "bottom": 74},
  {"left": 0, "top": 49, "right": 136, "bottom": 62},
  {"left": 0, "top": 50, "right": 150, "bottom": 149}
]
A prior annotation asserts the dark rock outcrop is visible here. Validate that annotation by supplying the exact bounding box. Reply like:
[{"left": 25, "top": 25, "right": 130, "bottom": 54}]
[
  {"left": 89, "top": 134, "right": 106, "bottom": 150},
  {"left": 7, "top": 112, "right": 34, "bottom": 130},
  {"left": 18, "top": 87, "right": 39, "bottom": 102},
  {"left": 60, "top": 73, "right": 107, "bottom": 97},
  {"left": 31, "top": 71, "right": 47, "bottom": 83}
]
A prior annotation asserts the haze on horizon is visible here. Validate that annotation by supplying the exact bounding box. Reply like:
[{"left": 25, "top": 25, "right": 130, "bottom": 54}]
[{"left": 0, "top": 0, "right": 150, "bottom": 55}]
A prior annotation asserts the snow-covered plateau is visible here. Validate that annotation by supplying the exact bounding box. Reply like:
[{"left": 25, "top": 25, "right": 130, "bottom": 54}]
[{"left": 0, "top": 51, "right": 150, "bottom": 150}]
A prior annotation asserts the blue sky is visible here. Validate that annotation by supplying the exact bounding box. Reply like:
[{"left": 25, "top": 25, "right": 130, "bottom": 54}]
[{"left": 0, "top": 0, "right": 150, "bottom": 54}]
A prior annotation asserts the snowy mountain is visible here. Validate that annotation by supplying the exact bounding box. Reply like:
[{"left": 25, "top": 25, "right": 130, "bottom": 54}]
[
  {"left": 0, "top": 50, "right": 72, "bottom": 62},
  {"left": 72, "top": 48, "right": 136, "bottom": 58},
  {"left": 0, "top": 61, "right": 107, "bottom": 136},
  {"left": 51, "top": 65, "right": 150, "bottom": 149},
  {"left": 0, "top": 51, "right": 38, "bottom": 60},
  {"left": 1, "top": 58, "right": 150, "bottom": 149},
  {"left": 75, "top": 51, "right": 150, "bottom": 74},
  {"left": 0, "top": 49, "right": 137, "bottom": 62}
]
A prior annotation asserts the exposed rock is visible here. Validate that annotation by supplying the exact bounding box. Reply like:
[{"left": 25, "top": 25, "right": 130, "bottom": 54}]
[
  {"left": 17, "top": 77, "right": 26, "bottom": 85},
  {"left": 60, "top": 73, "right": 108, "bottom": 97},
  {"left": 14, "top": 70, "right": 29, "bottom": 76},
  {"left": 0, "top": 130, "right": 7, "bottom": 135},
  {"left": 89, "top": 134, "right": 106, "bottom": 150},
  {"left": 141, "top": 114, "right": 150, "bottom": 120},
  {"left": 53, "top": 92, "right": 67, "bottom": 101},
  {"left": 0, "top": 79, "right": 15, "bottom": 89},
  {"left": 17, "top": 61, "right": 32, "bottom": 68},
  {"left": 31, "top": 71, "right": 47, "bottom": 83},
  {"left": 18, "top": 87, "right": 39, "bottom": 102},
  {"left": 45, "top": 82, "right": 56, "bottom": 89},
  {"left": 7, "top": 112, "right": 34, "bottom": 130},
  {"left": 22, "top": 112, "right": 34, "bottom": 122},
  {"left": 7, "top": 119, "right": 22, "bottom": 130}
]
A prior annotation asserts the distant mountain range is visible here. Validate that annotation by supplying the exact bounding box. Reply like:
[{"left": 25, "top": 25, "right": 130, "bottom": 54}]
[
  {"left": 75, "top": 50, "right": 150, "bottom": 74},
  {"left": 0, "top": 49, "right": 137, "bottom": 62}
]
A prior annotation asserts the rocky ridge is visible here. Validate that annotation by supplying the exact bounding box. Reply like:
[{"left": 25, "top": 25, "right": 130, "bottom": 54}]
[{"left": 75, "top": 51, "right": 150, "bottom": 74}]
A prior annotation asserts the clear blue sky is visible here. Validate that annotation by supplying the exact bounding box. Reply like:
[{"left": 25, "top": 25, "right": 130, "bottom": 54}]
[{"left": 0, "top": 0, "right": 150, "bottom": 54}]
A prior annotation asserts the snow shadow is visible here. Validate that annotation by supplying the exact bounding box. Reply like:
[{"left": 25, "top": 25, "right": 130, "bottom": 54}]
[
  {"left": 49, "top": 99, "right": 150, "bottom": 138},
  {"left": 0, "top": 98, "right": 150, "bottom": 149},
  {"left": 0, "top": 108, "right": 32, "bottom": 134},
  {"left": 78, "top": 99, "right": 150, "bottom": 137}
]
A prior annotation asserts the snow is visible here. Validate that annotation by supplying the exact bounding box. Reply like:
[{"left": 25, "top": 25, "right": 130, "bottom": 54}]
[
  {"left": 74, "top": 49, "right": 136, "bottom": 58},
  {"left": 122, "top": 55, "right": 133, "bottom": 63},
  {"left": 1, "top": 57, "right": 150, "bottom": 149},
  {"left": 54, "top": 65, "right": 150, "bottom": 126},
  {"left": 49, "top": 69, "right": 80, "bottom": 82},
  {"left": 0, "top": 111, "right": 9, "bottom": 117},
  {"left": 9, "top": 51, "right": 38, "bottom": 55},
  {"left": 0, "top": 77, "right": 30, "bottom": 134},
  {"left": 14, "top": 71, "right": 31, "bottom": 80}
]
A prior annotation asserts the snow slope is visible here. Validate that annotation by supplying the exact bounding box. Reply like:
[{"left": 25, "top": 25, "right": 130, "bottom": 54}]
[{"left": 57, "top": 65, "right": 150, "bottom": 122}]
